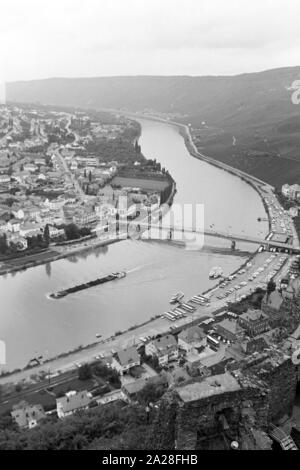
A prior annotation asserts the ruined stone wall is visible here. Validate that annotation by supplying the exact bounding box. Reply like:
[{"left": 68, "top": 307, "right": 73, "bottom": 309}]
[
  {"left": 175, "top": 387, "right": 269, "bottom": 450},
  {"left": 256, "top": 358, "right": 297, "bottom": 422},
  {"left": 147, "top": 393, "right": 178, "bottom": 450},
  {"left": 150, "top": 384, "right": 270, "bottom": 450},
  {"left": 150, "top": 358, "right": 298, "bottom": 449}
]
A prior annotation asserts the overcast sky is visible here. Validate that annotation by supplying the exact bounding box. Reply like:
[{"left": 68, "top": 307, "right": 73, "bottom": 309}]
[{"left": 1, "top": 0, "right": 300, "bottom": 82}]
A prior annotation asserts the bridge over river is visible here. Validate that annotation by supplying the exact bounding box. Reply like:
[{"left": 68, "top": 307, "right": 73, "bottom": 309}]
[{"left": 117, "top": 218, "right": 299, "bottom": 254}]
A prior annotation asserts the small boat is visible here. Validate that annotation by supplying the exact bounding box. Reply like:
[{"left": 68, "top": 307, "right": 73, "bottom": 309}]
[
  {"left": 114, "top": 272, "right": 127, "bottom": 279},
  {"left": 96, "top": 333, "right": 102, "bottom": 339},
  {"left": 170, "top": 292, "right": 184, "bottom": 304},
  {"left": 51, "top": 290, "right": 68, "bottom": 299},
  {"left": 209, "top": 266, "right": 223, "bottom": 279}
]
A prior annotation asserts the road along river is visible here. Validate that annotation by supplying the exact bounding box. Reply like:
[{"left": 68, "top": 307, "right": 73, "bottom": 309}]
[{"left": 0, "top": 119, "right": 269, "bottom": 372}]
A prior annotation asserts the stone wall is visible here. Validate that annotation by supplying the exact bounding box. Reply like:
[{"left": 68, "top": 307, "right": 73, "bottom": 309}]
[
  {"left": 150, "top": 380, "right": 270, "bottom": 450},
  {"left": 256, "top": 358, "right": 297, "bottom": 422},
  {"left": 150, "top": 357, "right": 298, "bottom": 449},
  {"left": 175, "top": 386, "right": 269, "bottom": 450}
]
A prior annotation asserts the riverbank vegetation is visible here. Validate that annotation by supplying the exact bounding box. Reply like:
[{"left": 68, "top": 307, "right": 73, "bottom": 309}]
[
  {"left": 0, "top": 401, "right": 153, "bottom": 450},
  {"left": 0, "top": 234, "right": 49, "bottom": 259},
  {"left": 275, "top": 189, "right": 300, "bottom": 241}
]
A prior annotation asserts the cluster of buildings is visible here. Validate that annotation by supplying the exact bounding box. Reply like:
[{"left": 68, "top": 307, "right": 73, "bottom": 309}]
[
  {"left": 0, "top": 192, "right": 67, "bottom": 249},
  {"left": 10, "top": 391, "right": 94, "bottom": 429},
  {"left": 103, "top": 285, "right": 297, "bottom": 383},
  {"left": 64, "top": 148, "right": 119, "bottom": 190},
  {"left": 282, "top": 184, "right": 300, "bottom": 203},
  {"left": 8, "top": 277, "right": 300, "bottom": 431},
  {"left": 0, "top": 105, "right": 163, "bottom": 253}
]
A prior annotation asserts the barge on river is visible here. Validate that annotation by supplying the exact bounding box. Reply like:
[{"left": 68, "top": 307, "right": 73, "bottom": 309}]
[{"left": 49, "top": 271, "right": 126, "bottom": 299}]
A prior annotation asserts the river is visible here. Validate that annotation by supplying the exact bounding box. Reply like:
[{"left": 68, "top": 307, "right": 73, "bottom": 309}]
[{"left": 0, "top": 119, "right": 268, "bottom": 371}]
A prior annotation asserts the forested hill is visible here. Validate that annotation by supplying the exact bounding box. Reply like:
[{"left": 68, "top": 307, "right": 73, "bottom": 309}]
[
  {"left": 7, "top": 67, "right": 300, "bottom": 187},
  {"left": 7, "top": 67, "right": 300, "bottom": 123}
]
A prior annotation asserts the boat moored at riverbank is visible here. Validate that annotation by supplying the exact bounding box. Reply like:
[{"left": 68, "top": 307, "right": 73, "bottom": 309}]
[
  {"left": 209, "top": 266, "right": 223, "bottom": 279},
  {"left": 170, "top": 292, "right": 184, "bottom": 304}
]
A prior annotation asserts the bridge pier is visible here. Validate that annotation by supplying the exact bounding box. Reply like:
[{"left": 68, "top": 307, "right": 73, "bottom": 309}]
[
  {"left": 115, "top": 212, "right": 119, "bottom": 236},
  {"left": 148, "top": 208, "right": 152, "bottom": 232},
  {"left": 159, "top": 210, "right": 163, "bottom": 239},
  {"left": 231, "top": 240, "right": 236, "bottom": 251}
]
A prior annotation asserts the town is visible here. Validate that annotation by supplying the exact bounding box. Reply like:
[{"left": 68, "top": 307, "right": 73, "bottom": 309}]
[
  {"left": 1, "top": 100, "right": 300, "bottom": 450},
  {"left": 0, "top": 104, "right": 173, "bottom": 274}
]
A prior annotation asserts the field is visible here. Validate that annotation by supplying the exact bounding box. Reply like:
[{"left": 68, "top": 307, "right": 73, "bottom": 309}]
[
  {"left": 193, "top": 133, "right": 300, "bottom": 189},
  {"left": 111, "top": 176, "right": 169, "bottom": 191}
]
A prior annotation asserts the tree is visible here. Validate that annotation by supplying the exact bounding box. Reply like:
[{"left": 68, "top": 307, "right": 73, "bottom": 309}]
[
  {"left": 64, "top": 223, "right": 80, "bottom": 240},
  {"left": 44, "top": 224, "right": 50, "bottom": 246},
  {"left": 7, "top": 164, "right": 13, "bottom": 176},
  {"left": 92, "top": 362, "right": 121, "bottom": 388},
  {"left": 267, "top": 279, "right": 276, "bottom": 296},
  {"left": 134, "top": 140, "right": 141, "bottom": 154},
  {"left": 137, "top": 381, "right": 167, "bottom": 405},
  {"left": 0, "top": 234, "right": 7, "bottom": 255},
  {"left": 78, "top": 363, "right": 92, "bottom": 381}
]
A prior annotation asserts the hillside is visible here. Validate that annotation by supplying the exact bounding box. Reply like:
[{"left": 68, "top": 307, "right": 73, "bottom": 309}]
[{"left": 7, "top": 67, "right": 300, "bottom": 187}]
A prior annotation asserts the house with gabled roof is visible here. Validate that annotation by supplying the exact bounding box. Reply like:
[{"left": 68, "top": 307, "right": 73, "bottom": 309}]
[
  {"left": 11, "top": 401, "right": 46, "bottom": 429},
  {"left": 7, "top": 218, "right": 21, "bottom": 233},
  {"left": 56, "top": 390, "right": 92, "bottom": 419},
  {"left": 214, "top": 318, "right": 244, "bottom": 343},
  {"left": 178, "top": 326, "right": 207, "bottom": 353},
  {"left": 111, "top": 346, "right": 140, "bottom": 375},
  {"left": 145, "top": 334, "right": 178, "bottom": 366}
]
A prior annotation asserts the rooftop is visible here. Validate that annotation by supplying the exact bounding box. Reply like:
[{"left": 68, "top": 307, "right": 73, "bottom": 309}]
[
  {"left": 11, "top": 401, "right": 46, "bottom": 428},
  {"left": 56, "top": 390, "right": 91, "bottom": 414},
  {"left": 122, "top": 378, "right": 147, "bottom": 395},
  {"left": 116, "top": 346, "right": 140, "bottom": 366},
  {"left": 240, "top": 309, "right": 268, "bottom": 323},
  {"left": 215, "top": 318, "right": 243, "bottom": 336},
  {"left": 152, "top": 334, "right": 177, "bottom": 352},
  {"left": 270, "top": 233, "right": 291, "bottom": 244},
  {"left": 176, "top": 372, "right": 240, "bottom": 403},
  {"left": 178, "top": 326, "right": 206, "bottom": 344}
]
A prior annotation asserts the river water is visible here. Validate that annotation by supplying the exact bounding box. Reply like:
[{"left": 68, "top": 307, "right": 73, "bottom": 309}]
[{"left": 0, "top": 119, "right": 268, "bottom": 371}]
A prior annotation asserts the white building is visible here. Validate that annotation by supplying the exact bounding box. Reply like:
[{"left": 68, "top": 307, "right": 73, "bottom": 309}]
[
  {"left": 11, "top": 402, "right": 46, "bottom": 429},
  {"left": 45, "top": 199, "right": 65, "bottom": 211},
  {"left": 48, "top": 225, "right": 65, "bottom": 238},
  {"left": 281, "top": 183, "right": 300, "bottom": 202},
  {"left": 23, "top": 164, "right": 38, "bottom": 173},
  {"left": 0, "top": 174, "right": 10, "bottom": 184},
  {"left": 19, "top": 223, "right": 43, "bottom": 238},
  {"left": 11, "top": 208, "right": 25, "bottom": 220},
  {"left": 56, "top": 390, "right": 92, "bottom": 419},
  {"left": 145, "top": 335, "right": 178, "bottom": 366},
  {"left": 7, "top": 219, "right": 21, "bottom": 233}
]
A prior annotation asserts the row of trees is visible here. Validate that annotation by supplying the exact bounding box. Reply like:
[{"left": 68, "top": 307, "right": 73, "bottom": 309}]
[
  {"left": 86, "top": 137, "right": 146, "bottom": 165},
  {"left": 0, "top": 226, "right": 52, "bottom": 257},
  {"left": 63, "top": 223, "right": 91, "bottom": 241},
  {"left": 0, "top": 222, "right": 92, "bottom": 257},
  {"left": 0, "top": 402, "right": 152, "bottom": 450},
  {"left": 91, "top": 362, "right": 121, "bottom": 388}
]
